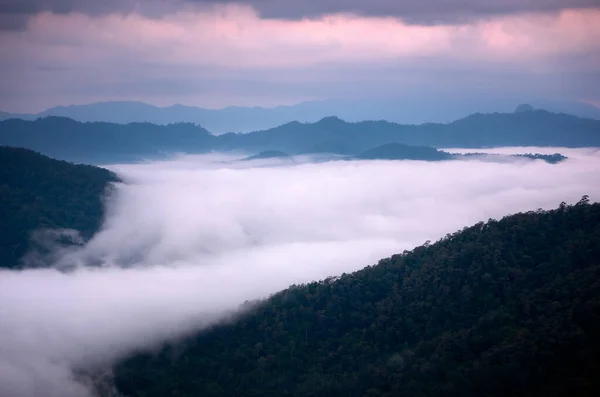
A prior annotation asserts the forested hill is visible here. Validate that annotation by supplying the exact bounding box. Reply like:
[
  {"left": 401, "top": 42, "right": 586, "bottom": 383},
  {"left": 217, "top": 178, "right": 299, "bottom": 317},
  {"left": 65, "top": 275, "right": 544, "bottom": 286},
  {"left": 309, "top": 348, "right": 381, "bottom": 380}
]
[
  {"left": 115, "top": 197, "right": 600, "bottom": 397},
  {"left": 1, "top": 109, "right": 599, "bottom": 162},
  {"left": 355, "top": 143, "right": 453, "bottom": 161},
  {"left": 0, "top": 146, "right": 119, "bottom": 269},
  {"left": 0, "top": 117, "right": 214, "bottom": 163}
]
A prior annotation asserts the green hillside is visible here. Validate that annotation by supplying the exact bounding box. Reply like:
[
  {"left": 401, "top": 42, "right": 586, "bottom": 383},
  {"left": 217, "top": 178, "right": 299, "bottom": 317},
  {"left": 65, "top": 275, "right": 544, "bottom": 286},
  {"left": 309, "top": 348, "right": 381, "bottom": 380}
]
[
  {"left": 0, "top": 146, "right": 119, "bottom": 269},
  {"left": 114, "top": 197, "right": 600, "bottom": 397}
]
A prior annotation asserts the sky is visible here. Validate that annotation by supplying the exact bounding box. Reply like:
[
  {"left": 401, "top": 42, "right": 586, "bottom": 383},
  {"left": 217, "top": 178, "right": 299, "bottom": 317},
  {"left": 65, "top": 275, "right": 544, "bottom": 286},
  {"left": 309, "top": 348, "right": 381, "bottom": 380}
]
[
  {"left": 0, "top": 0, "right": 599, "bottom": 112},
  {"left": 1, "top": 148, "right": 600, "bottom": 397}
]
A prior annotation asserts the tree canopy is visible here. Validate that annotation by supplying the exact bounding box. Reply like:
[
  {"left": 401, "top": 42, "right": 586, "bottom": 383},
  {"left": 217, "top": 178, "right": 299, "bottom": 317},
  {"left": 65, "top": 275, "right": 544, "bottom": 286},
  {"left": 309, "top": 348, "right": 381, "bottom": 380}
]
[
  {"left": 0, "top": 146, "right": 119, "bottom": 269},
  {"left": 114, "top": 196, "right": 600, "bottom": 397}
]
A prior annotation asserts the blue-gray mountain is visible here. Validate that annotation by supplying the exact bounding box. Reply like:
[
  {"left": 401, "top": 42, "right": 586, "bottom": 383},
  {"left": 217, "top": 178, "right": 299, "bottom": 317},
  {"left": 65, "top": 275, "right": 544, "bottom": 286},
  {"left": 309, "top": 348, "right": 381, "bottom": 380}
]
[
  {"left": 2, "top": 99, "right": 599, "bottom": 134},
  {"left": 1, "top": 110, "right": 598, "bottom": 163}
]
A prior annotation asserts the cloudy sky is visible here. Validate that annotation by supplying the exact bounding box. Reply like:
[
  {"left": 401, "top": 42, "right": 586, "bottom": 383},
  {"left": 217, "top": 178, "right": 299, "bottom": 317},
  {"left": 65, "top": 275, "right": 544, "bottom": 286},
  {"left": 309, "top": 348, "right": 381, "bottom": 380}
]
[{"left": 0, "top": 0, "right": 599, "bottom": 112}]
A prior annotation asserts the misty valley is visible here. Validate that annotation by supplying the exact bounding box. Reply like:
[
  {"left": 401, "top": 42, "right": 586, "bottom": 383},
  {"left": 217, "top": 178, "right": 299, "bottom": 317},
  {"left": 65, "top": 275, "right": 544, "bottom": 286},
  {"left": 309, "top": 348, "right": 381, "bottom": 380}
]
[
  {"left": 1, "top": 117, "right": 600, "bottom": 397},
  {"left": 2, "top": 0, "right": 600, "bottom": 394}
]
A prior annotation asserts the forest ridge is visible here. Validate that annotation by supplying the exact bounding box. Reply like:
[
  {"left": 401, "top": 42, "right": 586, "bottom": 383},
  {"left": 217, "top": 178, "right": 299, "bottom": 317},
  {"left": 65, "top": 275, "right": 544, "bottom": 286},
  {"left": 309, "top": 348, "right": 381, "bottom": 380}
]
[
  {"left": 1, "top": 109, "right": 599, "bottom": 162},
  {"left": 115, "top": 197, "right": 600, "bottom": 397}
]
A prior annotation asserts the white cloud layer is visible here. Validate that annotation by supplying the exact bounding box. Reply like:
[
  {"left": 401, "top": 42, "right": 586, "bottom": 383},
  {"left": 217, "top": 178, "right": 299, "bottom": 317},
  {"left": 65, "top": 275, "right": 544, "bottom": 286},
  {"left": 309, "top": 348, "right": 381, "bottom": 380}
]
[{"left": 1, "top": 148, "right": 600, "bottom": 396}]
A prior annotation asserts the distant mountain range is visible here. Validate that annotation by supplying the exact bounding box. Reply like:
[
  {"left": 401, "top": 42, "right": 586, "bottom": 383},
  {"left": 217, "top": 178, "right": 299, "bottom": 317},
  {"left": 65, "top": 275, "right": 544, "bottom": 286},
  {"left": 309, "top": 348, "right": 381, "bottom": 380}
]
[
  {"left": 2, "top": 99, "right": 600, "bottom": 134},
  {"left": 1, "top": 108, "right": 599, "bottom": 163}
]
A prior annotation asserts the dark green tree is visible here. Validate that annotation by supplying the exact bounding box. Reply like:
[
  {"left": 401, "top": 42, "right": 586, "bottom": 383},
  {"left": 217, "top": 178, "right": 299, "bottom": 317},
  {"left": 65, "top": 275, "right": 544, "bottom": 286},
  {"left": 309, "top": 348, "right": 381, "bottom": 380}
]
[
  {"left": 114, "top": 197, "right": 600, "bottom": 397},
  {"left": 0, "top": 146, "right": 119, "bottom": 268}
]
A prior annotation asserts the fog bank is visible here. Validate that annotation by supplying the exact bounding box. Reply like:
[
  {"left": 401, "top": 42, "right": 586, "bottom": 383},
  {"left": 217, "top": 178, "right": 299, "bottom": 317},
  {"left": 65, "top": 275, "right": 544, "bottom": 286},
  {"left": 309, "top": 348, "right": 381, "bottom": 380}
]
[{"left": 1, "top": 148, "right": 600, "bottom": 397}]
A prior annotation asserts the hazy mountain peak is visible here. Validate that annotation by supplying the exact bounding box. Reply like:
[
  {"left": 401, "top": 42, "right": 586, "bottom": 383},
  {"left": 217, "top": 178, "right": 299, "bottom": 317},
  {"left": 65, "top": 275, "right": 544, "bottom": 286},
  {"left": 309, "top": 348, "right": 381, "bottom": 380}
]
[
  {"left": 515, "top": 103, "right": 536, "bottom": 113},
  {"left": 316, "top": 115, "right": 346, "bottom": 125}
]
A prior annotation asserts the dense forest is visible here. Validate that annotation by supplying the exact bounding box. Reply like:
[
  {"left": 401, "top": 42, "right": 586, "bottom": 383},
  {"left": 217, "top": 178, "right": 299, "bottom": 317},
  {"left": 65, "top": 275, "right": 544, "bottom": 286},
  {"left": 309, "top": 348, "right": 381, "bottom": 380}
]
[
  {"left": 1, "top": 109, "right": 599, "bottom": 162},
  {"left": 114, "top": 197, "right": 600, "bottom": 397},
  {"left": 0, "top": 146, "right": 119, "bottom": 269}
]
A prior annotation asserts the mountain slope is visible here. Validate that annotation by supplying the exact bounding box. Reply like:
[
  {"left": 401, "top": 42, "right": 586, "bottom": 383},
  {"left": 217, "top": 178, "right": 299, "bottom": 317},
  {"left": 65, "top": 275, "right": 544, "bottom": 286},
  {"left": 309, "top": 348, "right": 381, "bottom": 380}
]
[
  {"left": 0, "top": 117, "right": 215, "bottom": 163},
  {"left": 114, "top": 197, "right": 600, "bottom": 397},
  {"left": 0, "top": 146, "right": 119, "bottom": 269}
]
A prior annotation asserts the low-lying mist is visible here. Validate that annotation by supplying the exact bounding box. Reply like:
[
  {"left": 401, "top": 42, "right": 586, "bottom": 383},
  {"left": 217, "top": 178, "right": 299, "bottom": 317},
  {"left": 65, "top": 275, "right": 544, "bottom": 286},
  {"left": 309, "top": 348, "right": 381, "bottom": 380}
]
[{"left": 1, "top": 147, "right": 600, "bottom": 397}]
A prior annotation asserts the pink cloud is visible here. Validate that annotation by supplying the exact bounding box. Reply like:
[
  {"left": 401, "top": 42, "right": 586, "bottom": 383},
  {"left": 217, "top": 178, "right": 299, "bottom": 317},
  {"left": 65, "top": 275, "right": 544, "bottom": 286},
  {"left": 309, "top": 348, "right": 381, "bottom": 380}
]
[
  {"left": 0, "top": 6, "right": 598, "bottom": 111},
  {"left": 3, "top": 6, "right": 598, "bottom": 69}
]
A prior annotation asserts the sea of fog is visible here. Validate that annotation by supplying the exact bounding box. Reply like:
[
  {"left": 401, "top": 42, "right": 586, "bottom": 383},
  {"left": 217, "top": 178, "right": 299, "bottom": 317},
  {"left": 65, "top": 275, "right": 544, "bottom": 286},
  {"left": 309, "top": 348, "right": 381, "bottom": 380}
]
[{"left": 1, "top": 146, "right": 600, "bottom": 397}]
